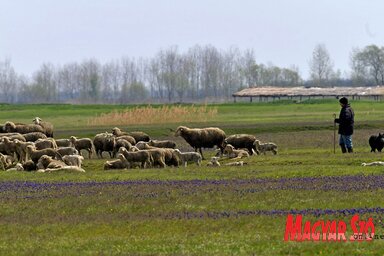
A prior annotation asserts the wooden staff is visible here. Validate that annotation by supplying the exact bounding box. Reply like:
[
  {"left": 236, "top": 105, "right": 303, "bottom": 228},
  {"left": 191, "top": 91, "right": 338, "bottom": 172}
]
[{"left": 333, "top": 113, "right": 336, "bottom": 154}]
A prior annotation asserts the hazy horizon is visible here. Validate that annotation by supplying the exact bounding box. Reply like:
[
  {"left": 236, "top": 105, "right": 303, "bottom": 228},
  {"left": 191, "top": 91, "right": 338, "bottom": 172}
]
[{"left": 1, "top": 0, "right": 383, "bottom": 79}]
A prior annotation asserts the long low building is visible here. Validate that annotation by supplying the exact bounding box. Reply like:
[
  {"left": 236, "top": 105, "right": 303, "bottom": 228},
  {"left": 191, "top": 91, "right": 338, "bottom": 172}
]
[{"left": 232, "top": 86, "right": 384, "bottom": 102}]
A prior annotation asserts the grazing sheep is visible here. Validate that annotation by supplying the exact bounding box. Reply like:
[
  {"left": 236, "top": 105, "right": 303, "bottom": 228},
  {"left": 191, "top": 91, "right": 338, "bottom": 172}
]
[
  {"left": 70, "top": 136, "right": 94, "bottom": 159},
  {"left": 23, "top": 132, "right": 47, "bottom": 142},
  {"left": 56, "top": 147, "right": 79, "bottom": 157},
  {"left": 361, "top": 161, "right": 384, "bottom": 166},
  {"left": 118, "top": 147, "right": 153, "bottom": 168},
  {"left": 253, "top": 140, "right": 278, "bottom": 155},
  {"left": 174, "top": 126, "right": 226, "bottom": 159},
  {"left": 55, "top": 139, "right": 72, "bottom": 147},
  {"left": 148, "top": 139, "right": 177, "bottom": 149},
  {"left": 224, "top": 134, "right": 258, "bottom": 155},
  {"left": 206, "top": 156, "right": 221, "bottom": 167},
  {"left": 4, "top": 121, "right": 45, "bottom": 134},
  {"left": 62, "top": 155, "right": 84, "bottom": 168},
  {"left": 32, "top": 117, "right": 54, "bottom": 137},
  {"left": 37, "top": 155, "right": 66, "bottom": 170},
  {"left": 114, "top": 135, "right": 136, "bottom": 145},
  {"left": 173, "top": 149, "right": 202, "bottom": 167},
  {"left": 369, "top": 133, "right": 384, "bottom": 152},
  {"left": 93, "top": 132, "right": 115, "bottom": 158},
  {"left": 112, "top": 127, "right": 150, "bottom": 142},
  {"left": 135, "top": 141, "right": 155, "bottom": 150},
  {"left": 26, "top": 145, "right": 60, "bottom": 163},
  {"left": 35, "top": 138, "right": 58, "bottom": 150},
  {"left": 224, "top": 144, "right": 250, "bottom": 159}
]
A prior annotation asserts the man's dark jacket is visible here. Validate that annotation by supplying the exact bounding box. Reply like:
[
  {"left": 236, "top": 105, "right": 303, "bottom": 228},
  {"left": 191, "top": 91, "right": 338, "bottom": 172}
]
[{"left": 335, "top": 104, "right": 354, "bottom": 135}]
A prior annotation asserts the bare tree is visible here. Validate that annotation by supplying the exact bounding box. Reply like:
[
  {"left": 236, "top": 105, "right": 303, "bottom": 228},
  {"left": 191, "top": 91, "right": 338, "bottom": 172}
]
[
  {"left": 0, "top": 58, "right": 18, "bottom": 103},
  {"left": 309, "top": 44, "right": 334, "bottom": 86}
]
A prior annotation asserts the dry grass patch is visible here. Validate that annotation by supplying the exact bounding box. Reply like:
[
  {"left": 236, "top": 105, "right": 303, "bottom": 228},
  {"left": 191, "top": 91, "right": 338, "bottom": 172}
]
[{"left": 87, "top": 105, "right": 218, "bottom": 126}]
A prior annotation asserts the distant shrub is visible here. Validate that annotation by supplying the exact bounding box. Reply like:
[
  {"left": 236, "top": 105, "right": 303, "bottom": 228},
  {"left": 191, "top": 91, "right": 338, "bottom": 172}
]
[{"left": 87, "top": 104, "right": 218, "bottom": 126}]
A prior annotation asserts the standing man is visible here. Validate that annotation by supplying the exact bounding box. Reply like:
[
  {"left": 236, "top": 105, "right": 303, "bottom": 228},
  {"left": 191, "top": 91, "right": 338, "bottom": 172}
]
[{"left": 334, "top": 97, "right": 355, "bottom": 153}]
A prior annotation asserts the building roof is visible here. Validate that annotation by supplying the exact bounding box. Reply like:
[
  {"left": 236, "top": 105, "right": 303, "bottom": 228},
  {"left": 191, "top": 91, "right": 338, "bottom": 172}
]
[{"left": 232, "top": 86, "right": 384, "bottom": 97}]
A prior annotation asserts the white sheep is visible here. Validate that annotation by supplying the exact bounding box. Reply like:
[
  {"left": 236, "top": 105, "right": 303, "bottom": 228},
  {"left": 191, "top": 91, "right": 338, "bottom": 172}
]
[
  {"left": 173, "top": 149, "right": 202, "bottom": 167},
  {"left": 206, "top": 156, "right": 221, "bottom": 167},
  {"left": 253, "top": 140, "right": 278, "bottom": 155},
  {"left": 70, "top": 136, "right": 94, "bottom": 159},
  {"left": 224, "top": 144, "right": 250, "bottom": 159},
  {"left": 62, "top": 155, "right": 84, "bottom": 168}
]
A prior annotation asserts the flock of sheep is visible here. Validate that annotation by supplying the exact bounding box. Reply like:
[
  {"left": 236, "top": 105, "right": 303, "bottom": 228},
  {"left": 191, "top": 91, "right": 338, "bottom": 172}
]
[{"left": 0, "top": 118, "right": 278, "bottom": 173}]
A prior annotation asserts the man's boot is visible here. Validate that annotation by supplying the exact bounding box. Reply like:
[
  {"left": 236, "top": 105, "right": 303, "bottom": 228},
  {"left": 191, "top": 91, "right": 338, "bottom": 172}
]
[
  {"left": 340, "top": 144, "right": 347, "bottom": 153},
  {"left": 347, "top": 147, "right": 353, "bottom": 153}
]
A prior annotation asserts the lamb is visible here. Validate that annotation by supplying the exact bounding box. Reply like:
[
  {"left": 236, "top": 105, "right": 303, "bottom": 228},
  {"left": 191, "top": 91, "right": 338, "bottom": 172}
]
[
  {"left": 224, "top": 144, "right": 250, "bottom": 159},
  {"left": 32, "top": 117, "right": 54, "bottom": 137},
  {"left": 112, "top": 127, "right": 150, "bottom": 142},
  {"left": 4, "top": 121, "right": 45, "bottom": 134},
  {"left": 93, "top": 132, "right": 115, "bottom": 158},
  {"left": 1, "top": 137, "right": 20, "bottom": 161},
  {"left": 55, "top": 139, "right": 72, "bottom": 147},
  {"left": 206, "top": 156, "right": 221, "bottom": 167},
  {"left": 35, "top": 138, "right": 58, "bottom": 150},
  {"left": 26, "top": 145, "right": 60, "bottom": 163},
  {"left": 369, "top": 133, "right": 384, "bottom": 152},
  {"left": 62, "top": 155, "right": 84, "bottom": 168},
  {"left": 104, "top": 155, "right": 127, "bottom": 170},
  {"left": 38, "top": 166, "right": 86, "bottom": 173},
  {"left": 173, "top": 149, "right": 202, "bottom": 167},
  {"left": 70, "top": 136, "right": 94, "bottom": 159},
  {"left": 14, "top": 139, "right": 35, "bottom": 163},
  {"left": 174, "top": 126, "right": 226, "bottom": 159},
  {"left": 148, "top": 139, "right": 177, "bottom": 149},
  {"left": 253, "top": 140, "right": 278, "bottom": 155},
  {"left": 224, "top": 134, "right": 258, "bottom": 155},
  {"left": 118, "top": 147, "right": 153, "bottom": 168},
  {"left": 23, "top": 132, "right": 47, "bottom": 142}
]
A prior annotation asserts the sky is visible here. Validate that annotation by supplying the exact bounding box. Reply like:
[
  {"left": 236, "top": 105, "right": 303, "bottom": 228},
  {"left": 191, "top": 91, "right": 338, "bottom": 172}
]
[{"left": 1, "top": 0, "right": 383, "bottom": 79}]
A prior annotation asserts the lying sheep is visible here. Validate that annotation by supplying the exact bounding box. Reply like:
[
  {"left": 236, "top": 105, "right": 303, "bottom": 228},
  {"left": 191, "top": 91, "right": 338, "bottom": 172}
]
[
  {"left": 174, "top": 126, "right": 226, "bottom": 159},
  {"left": 70, "top": 136, "right": 94, "bottom": 159},
  {"left": 104, "top": 154, "right": 127, "bottom": 170},
  {"left": 62, "top": 155, "right": 84, "bottom": 168},
  {"left": 38, "top": 166, "right": 86, "bottom": 173},
  {"left": 118, "top": 147, "right": 153, "bottom": 168},
  {"left": 224, "top": 161, "right": 248, "bottom": 166},
  {"left": 55, "top": 139, "right": 72, "bottom": 147},
  {"left": 148, "top": 139, "right": 176, "bottom": 149},
  {"left": 6, "top": 163, "right": 24, "bottom": 172},
  {"left": 173, "top": 149, "right": 202, "bottom": 167},
  {"left": 22, "top": 160, "right": 37, "bottom": 171},
  {"left": 224, "top": 144, "right": 250, "bottom": 159},
  {"left": 253, "top": 140, "right": 278, "bottom": 155},
  {"left": 0, "top": 152, "right": 15, "bottom": 170},
  {"left": 361, "top": 161, "right": 384, "bottom": 166},
  {"left": 206, "top": 156, "right": 221, "bottom": 167},
  {"left": 4, "top": 121, "right": 45, "bottom": 134},
  {"left": 37, "top": 155, "right": 66, "bottom": 170},
  {"left": 32, "top": 117, "right": 54, "bottom": 137}
]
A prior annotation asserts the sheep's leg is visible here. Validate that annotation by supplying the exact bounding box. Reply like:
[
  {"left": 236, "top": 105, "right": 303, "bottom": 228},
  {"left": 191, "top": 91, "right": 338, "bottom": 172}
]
[{"left": 198, "top": 148, "right": 205, "bottom": 160}]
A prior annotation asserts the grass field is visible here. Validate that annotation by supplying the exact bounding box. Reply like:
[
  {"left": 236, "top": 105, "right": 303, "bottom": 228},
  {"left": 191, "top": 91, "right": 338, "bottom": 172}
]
[{"left": 1, "top": 99, "right": 384, "bottom": 255}]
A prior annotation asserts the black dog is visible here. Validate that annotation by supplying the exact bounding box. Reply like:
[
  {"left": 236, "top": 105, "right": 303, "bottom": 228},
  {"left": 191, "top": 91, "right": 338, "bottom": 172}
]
[{"left": 369, "top": 133, "right": 384, "bottom": 152}]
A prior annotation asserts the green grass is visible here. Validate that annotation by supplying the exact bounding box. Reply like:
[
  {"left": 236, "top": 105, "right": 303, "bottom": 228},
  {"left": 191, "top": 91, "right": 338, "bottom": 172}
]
[{"left": 1, "top": 100, "right": 384, "bottom": 255}]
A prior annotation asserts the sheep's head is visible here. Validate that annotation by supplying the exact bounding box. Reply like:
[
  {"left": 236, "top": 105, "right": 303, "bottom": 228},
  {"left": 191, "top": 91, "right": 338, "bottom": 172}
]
[
  {"left": 4, "top": 121, "right": 15, "bottom": 132},
  {"left": 69, "top": 136, "right": 77, "bottom": 142},
  {"left": 224, "top": 144, "right": 234, "bottom": 153},
  {"left": 175, "top": 126, "right": 187, "bottom": 137},
  {"left": 118, "top": 147, "right": 127, "bottom": 154},
  {"left": 253, "top": 140, "right": 260, "bottom": 146},
  {"left": 112, "top": 127, "right": 121, "bottom": 135},
  {"left": 117, "top": 153, "right": 126, "bottom": 162},
  {"left": 33, "top": 117, "right": 42, "bottom": 125}
]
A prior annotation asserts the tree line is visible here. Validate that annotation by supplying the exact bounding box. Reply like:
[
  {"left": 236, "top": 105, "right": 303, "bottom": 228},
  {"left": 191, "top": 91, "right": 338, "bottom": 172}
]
[{"left": 0, "top": 44, "right": 383, "bottom": 104}]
